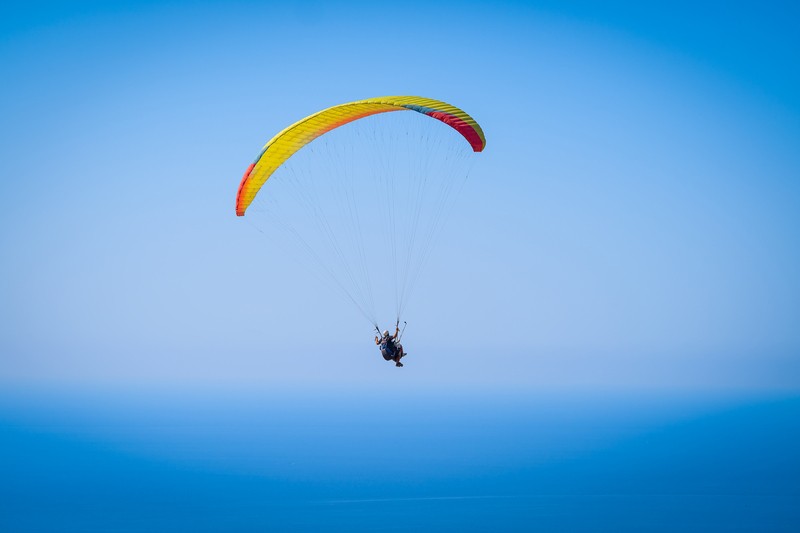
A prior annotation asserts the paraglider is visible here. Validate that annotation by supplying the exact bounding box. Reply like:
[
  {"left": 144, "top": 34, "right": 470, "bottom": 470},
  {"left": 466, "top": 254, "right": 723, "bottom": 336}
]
[
  {"left": 375, "top": 323, "right": 407, "bottom": 367},
  {"left": 235, "top": 96, "right": 485, "bottom": 367}
]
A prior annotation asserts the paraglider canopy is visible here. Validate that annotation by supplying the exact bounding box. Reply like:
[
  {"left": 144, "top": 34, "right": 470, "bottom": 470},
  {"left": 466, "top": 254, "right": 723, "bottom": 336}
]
[{"left": 236, "top": 96, "right": 486, "bottom": 216}]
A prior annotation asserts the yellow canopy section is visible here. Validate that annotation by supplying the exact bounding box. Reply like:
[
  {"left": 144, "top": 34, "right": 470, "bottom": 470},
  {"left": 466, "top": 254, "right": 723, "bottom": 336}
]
[{"left": 236, "top": 96, "right": 485, "bottom": 216}]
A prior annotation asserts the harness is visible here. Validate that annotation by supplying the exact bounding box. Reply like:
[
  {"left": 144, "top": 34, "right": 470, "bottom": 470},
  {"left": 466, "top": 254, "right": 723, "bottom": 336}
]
[{"left": 380, "top": 336, "right": 397, "bottom": 355}]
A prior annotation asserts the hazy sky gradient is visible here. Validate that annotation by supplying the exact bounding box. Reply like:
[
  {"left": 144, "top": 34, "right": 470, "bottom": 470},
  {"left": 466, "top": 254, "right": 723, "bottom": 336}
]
[{"left": 1, "top": 0, "right": 798, "bottom": 390}]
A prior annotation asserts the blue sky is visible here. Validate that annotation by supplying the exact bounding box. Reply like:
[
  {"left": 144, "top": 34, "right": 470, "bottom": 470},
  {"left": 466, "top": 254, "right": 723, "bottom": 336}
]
[{"left": 1, "top": 0, "right": 798, "bottom": 391}]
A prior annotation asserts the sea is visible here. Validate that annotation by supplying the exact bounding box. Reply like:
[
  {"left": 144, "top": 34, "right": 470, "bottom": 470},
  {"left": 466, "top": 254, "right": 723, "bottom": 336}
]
[{"left": 1, "top": 387, "right": 798, "bottom": 531}]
